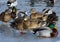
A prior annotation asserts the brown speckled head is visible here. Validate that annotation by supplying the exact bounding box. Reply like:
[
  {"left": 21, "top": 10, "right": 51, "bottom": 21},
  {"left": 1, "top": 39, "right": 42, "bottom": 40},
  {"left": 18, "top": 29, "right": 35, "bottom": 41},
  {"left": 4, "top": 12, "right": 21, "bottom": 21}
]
[{"left": 3, "top": 10, "right": 11, "bottom": 22}]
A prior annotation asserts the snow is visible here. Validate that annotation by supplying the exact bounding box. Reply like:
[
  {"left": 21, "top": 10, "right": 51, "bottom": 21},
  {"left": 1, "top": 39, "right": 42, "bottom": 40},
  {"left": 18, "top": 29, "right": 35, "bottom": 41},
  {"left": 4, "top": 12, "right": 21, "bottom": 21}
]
[{"left": 0, "top": 0, "right": 60, "bottom": 42}]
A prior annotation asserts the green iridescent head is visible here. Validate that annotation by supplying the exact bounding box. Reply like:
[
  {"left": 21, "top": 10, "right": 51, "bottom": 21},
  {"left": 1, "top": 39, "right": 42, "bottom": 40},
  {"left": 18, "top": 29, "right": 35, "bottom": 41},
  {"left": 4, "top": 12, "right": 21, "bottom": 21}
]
[{"left": 48, "top": 23, "right": 55, "bottom": 29}]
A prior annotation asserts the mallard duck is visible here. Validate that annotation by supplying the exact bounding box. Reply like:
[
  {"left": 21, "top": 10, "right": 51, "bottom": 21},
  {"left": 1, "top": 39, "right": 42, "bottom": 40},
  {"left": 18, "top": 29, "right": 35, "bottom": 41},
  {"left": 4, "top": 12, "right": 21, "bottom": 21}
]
[
  {"left": 0, "top": 8, "right": 18, "bottom": 23},
  {"left": 33, "top": 27, "right": 58, "bottom": 38},
  {"left": 11, "top": 7, "right": 17, "bottom": 19},
  {"left": 4, "top": 10, "right": 11, "bottom": 22},
  {"left": 42, "top": 8, "right": 52, "bottom": 15},
  {"left": 10, "top": 18, "right": 27, "bottom": 34},
  {"left": 0, "top": 10, "right": 11, "bottom": 22},
  {"left": 30, "top": 12, "right": 43, "bottom": 19},
  {"left": 33, "top": 27, "right": 52, "bottom": 38},
  {"left": 47, "top": 12, "right": 58, "bottom": 23},
  {"left": 7, "top": 0, "right": 17, "bottom": 7}
]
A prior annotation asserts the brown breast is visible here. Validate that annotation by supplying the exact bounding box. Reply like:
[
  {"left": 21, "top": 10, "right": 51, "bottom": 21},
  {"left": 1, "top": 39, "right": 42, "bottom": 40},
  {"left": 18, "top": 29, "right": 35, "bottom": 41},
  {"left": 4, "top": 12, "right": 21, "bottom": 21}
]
[{"left": 50, "top": 28, "right": 58, "bottom": 37}]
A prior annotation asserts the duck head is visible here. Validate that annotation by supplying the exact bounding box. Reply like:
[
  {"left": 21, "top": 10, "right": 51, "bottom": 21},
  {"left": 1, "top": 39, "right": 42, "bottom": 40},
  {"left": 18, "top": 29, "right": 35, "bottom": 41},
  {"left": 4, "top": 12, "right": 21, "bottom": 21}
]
[{"left": 4, "top": 10, "right": 11, "bottom": 22}]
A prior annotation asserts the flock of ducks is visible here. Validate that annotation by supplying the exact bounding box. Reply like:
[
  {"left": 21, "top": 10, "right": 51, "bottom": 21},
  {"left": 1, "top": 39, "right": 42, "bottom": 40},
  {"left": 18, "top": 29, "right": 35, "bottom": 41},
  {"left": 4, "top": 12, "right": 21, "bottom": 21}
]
[{"left": 0, "top": 0, "right": 58, "bottom": 38}]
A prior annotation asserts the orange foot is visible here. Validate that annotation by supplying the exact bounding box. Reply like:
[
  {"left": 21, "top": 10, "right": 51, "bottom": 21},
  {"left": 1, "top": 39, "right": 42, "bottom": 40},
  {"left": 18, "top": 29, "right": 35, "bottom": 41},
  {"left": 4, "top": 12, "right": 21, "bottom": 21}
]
[{"left": 20, "top": 32, "right": 26, "bottom": 35}]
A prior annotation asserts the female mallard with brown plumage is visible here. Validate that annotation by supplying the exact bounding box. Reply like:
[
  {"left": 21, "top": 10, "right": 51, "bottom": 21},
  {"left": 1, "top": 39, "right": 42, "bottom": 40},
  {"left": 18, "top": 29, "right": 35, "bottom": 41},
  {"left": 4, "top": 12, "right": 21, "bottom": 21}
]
[
  {"left": 0, "top": 6, "right": 17, "bottom": 22},
  {"left": 0, "top": 10, "right": 11, "bottom": 22},
  {"left": 10, "top": 12, "right": 29, "bottom": 34},
  {"left": 30, "top": 9, "right": 43, "bottom": 19},
  {"left": 10, "top": 18, "right": 28, "bottom": 34}
]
